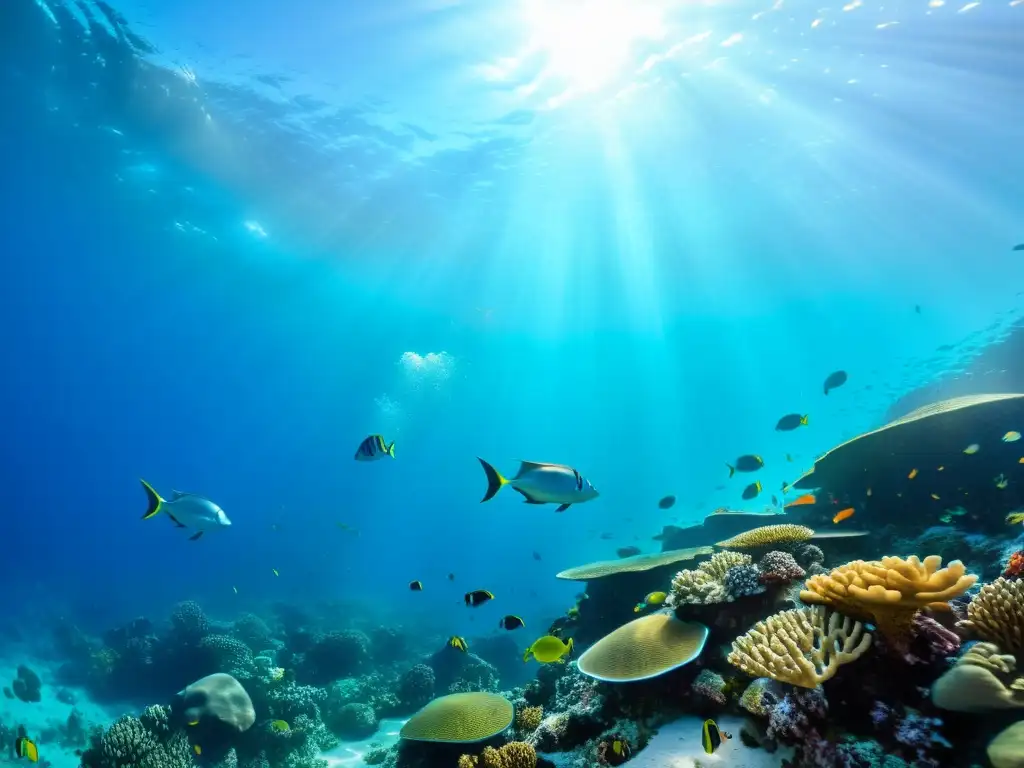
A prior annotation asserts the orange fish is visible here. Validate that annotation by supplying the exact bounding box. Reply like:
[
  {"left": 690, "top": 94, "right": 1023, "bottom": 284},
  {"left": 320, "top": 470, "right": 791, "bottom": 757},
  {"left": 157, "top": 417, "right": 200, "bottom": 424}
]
[
  {"left": 908, "top": 468, "right": 918, "bottom": 479},
  {"left": 833, "top": 507, "right": 855, "bottom": 524},
  {"left": 785, "top": 494, "right": 817, "bottom": 508}
]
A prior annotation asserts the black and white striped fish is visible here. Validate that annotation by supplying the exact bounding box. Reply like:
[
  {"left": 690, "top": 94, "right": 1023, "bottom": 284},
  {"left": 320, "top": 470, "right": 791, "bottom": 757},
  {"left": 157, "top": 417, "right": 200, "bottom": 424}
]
[{"left": 354, "top": 434, "right": 396, "bottom": 461}]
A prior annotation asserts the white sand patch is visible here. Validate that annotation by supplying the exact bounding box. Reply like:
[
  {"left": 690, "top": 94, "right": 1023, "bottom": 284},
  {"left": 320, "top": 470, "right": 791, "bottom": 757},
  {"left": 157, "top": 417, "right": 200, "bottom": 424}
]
[
  {"left": 321, "top": 718, "right": 406, "bottom": 768},
  {"left": 627, "top": 715, "right": 793, "bottom": 768}
]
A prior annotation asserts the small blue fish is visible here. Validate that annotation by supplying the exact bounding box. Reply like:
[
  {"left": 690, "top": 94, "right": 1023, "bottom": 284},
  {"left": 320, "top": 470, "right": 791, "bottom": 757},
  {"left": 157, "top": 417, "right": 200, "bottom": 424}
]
[
  {"left": 354, "top": 434, "right": 395, "bottom": 461},
  {"left": 139, "top": 480, "right": 231, "bottom": 541}
]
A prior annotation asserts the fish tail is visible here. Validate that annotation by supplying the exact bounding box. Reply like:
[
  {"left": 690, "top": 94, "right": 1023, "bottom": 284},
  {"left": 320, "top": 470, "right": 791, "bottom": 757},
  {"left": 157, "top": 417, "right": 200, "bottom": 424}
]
[
  {"left": 566, "top": 637, "right": 574, "bottom": 655},
  {"left": 387, "top": 441, "right": 396, "bottom": 458},
  {"left": 800, "top": 415, "right": 809, "bottom": 425},
  {"left": 726, "top": 464, "right": 735, "bottom": 478},
  {"left": 139, "top": 479, "right": 164, "bottom": 520},
  {"left": 477, "top": 457, "right": 507, "bottom": 502}
]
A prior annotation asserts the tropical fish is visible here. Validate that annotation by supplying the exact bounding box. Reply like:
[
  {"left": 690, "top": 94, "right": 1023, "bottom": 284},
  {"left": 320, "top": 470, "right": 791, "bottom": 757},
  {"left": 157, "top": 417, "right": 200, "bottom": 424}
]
[
  {"left": 1008, "top": 512, "right": 1024, "bottom": 525},
  {"left": 533, "top": 551, "right": 542, "bottom": 561},
  {"left": 611, "top": 740, "right": 631, "bottom": 759},
  {"left": 776, "top": 414, "right": 809, "bottom": 431},
  {"left": 964, "top": 444, "right": 980, "bottom": 455},
  {"left": 742, "top": 481, "right": 762, "bottom": 500},
  {"left": 823, "top": 370, "right": 848, "bottom": 395},
  {"left": 139, "top": 480, "right": 231, "bottom": 541},
  {"left": 701, "top": 719, "right": 732, "bottom": 755},
  {"left": 232, "top": 586, "right": 238, "bottom": 594},
  {"left": 771, "top": 495, "right": 779, "bottom": 506},
  {"left": 908, "top": 468, "right": 918, "bottom": 479},
  {"left": 1014, "top": 244, "right": 1024, "bottom": 251},
  {"left": 270, "top": 720, "right": 290, "bottom": 733},
  {"left": 1005, "top": 431, "right": 1022, "bottom": 443},
  {"left": 867, "top": 487, "right": 872, "bottom": 497},
  {"left": 523, "top": 635, "right": 574, "bottom": 664},
  {"left": 833, "top": 507, "right": 855, "bottom": 524},
  {"left": 354, "top": 434, "right": 395, "bottom": 461},
  {"left": 193, "top": 746, "right": 202, "bottom": 757},
  {"left": 727, "top": 455, "right": 764, "bottom": 477},
  {"left": 499, "top": 615, "right": 525, "bottom": 630},
  {"left": 14, "top": 731, "right": 38, "bottom": 763},
  {"left": 477, "top": 458, "right": 598, "bottom": 512},
  {"left": 931, "top": 493, "right": 941, "bottom": 500},
  {"left": 644, "top": 591, "right": 668, "bottom": 605},
  {"left": 409, "top": 580, "right": 424, "bottom": 591},
  {"left": 465, "top": 589, "right": 494, "bottom": 607},
  {"left": 272, "top": 569, "right": 279, "bottom": 577},
  {"left": 658, "top": 495, "right": 676, "bottom": 509},
  {"left": 448, "top": 573, "right": 455, "bottom": 581},
  {"left": 448, "top": 636, "right": 468, "bottom": 652},
  {"left": 996, "top": 474, "right": 1009, "bottom": 490},
  {"left": 616, "top": 546, "right": 641, "bottom": 558}
]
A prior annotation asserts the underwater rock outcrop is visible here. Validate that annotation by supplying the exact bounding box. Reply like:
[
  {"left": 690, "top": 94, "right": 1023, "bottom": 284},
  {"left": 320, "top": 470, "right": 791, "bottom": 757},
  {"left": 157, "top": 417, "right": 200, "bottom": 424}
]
[{"left": 177, "top": 673, "right": 256, "bottom": 732}]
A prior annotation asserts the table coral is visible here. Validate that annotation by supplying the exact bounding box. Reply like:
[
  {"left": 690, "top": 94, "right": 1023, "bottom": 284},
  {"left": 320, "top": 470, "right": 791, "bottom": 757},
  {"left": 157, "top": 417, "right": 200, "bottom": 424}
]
[
  {"left": 727, "top": 605, "right": 871, "bottom": 688},
  {"left": 800, "top": 555, "right": 977, "bottom": 640}
]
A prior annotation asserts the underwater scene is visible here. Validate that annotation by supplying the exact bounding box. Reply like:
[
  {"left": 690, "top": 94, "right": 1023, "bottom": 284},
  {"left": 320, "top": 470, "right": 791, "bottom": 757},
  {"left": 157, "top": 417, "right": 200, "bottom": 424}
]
[{"left": 2, "top": 0, "right": 1024, "bottom": 766}]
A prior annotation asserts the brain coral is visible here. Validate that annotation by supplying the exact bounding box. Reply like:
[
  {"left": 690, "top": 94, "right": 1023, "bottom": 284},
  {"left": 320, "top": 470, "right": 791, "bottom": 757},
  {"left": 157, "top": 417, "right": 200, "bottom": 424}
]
[
  {"left": 716, "top": 524, "right": 815, "bottom": 549},
  {"left": 800, "top": 555, "right": 977, "bottom": 639},
  {"left": 577, "top": 613, "right": 709, "bottom": 682},
  {"left": 727, "top": 606, "right": 871, "bottom": 688},
  {"left": 399, "top": 692, "right": 513, "bottom": 743},
  {"left": 957, "top": 577, "right": 1024, "bottom": 655},
  {"left": 555, "top": 547, "right": 714, "bottom": 580}
]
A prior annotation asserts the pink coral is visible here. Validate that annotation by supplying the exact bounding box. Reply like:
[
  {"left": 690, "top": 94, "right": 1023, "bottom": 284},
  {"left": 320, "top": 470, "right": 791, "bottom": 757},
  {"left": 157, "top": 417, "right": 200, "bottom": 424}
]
[{"left": 758, "top": 551, "right": 806, "bottom": 584}]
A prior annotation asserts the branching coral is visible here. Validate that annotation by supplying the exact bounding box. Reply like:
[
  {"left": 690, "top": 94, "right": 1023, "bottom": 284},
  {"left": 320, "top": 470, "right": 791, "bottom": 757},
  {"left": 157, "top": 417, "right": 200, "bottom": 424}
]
[
  {"left": 458, "top": 742, "right": 537, "bottom": 768},
  {"left": 800, "top": 555, "right": 977, "bottom": 640},
  {"left": 727, "top": 605, "right": 872, "bottom": 688},
  {"left": 957, "top": 577, "right": 1024, "bottom": 655}
]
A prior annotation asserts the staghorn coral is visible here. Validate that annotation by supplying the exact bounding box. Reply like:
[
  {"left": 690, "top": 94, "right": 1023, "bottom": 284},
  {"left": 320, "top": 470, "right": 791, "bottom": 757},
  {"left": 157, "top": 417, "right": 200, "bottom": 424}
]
[
  {"left": 727, "top": 605, "right": 871, "bottom": 688},
  {"left": 759, "top": 551, "right": 806, "bottom": 583},
  {"left": 669, "top": 551, "right": 751, "bottom": 606},
  {"left": 932, "top": 642, "right": 1024, "bottom": 712},
  {"left": 957, "top": 576, "right": 1024, "bottom": 655},
  {"left": 691, "top": 669, "right": 726, "bottom": 704},
  {"left": 716, "top": 524, "right": 814, "bottom": 549},
  {"left": 515, "top": 705, "right": 543, "bottom": 733},
  {"left": 800, "top": 555, "right": 977, "bottom": 640},
  {"left": 81, "top": 711, "right": 192, "bottom": 768}
]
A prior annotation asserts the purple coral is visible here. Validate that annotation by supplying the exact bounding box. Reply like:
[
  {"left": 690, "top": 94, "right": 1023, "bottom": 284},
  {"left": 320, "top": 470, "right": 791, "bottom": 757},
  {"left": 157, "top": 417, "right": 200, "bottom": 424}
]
[
  {"left": 758, "top": 551, "right": 806, "bottom": 583},
  {"left": 891, "top": 614, "right": 960, "bottom": 667}
]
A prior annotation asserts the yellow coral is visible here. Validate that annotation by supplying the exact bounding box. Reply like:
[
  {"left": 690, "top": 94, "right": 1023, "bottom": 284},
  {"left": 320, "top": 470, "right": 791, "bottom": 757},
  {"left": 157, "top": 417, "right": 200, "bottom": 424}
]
[
  {"left": 957, "top": 577, "right": 1024, "bottom": 656},
  {"left": 799, "top": 555, "right": 976, "bottom": 639},
  {"left": 458, "top": 756, "right": 478, "bottom": 768},
  {"left": 738, "top": 678, "right": 777, "bottom": 716},
  {"left": 478, "top": 743, "right": 537, "bottom": 768},
  {"left": 701, "top": 551, "right": 751, "bottom": 580},
  {"left": 727, "top": 606, "right": 871, "bottom": 688},
  {"left": 989, "top": 721, "right": 1024, "bottom": 768},
  {"left": 932, "top": 643, "right": 1024, "bottom": 712},
  {"left": 399, "top": 692, "right": 513, "bottom": 743},
  {"left": 716, "top": 524, "right": 814, "bottom": 549},
  {"left": 577, "top": 613, "right": 708, "bottom": 682},
  {"left": 514, "top": 706, "right": 543, "bottom": 733}
]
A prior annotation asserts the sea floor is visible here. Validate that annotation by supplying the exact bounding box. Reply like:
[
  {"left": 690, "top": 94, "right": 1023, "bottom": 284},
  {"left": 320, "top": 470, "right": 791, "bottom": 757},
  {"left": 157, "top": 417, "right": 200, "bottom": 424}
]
[
  {"left": 322, "top": 719, "right": 407, "bottom": 767},
  {"left": 0, "top": 658, "right": 124, "bottom": 768},
  {"left": 627, "top": 715, "right": 794, "bottom": 768}
]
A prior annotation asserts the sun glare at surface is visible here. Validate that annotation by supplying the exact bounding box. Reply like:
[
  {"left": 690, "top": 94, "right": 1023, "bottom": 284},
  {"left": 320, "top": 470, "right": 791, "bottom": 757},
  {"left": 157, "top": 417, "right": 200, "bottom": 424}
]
[{"left": 521, "top": 0, "right": 666, "bottom": 91}]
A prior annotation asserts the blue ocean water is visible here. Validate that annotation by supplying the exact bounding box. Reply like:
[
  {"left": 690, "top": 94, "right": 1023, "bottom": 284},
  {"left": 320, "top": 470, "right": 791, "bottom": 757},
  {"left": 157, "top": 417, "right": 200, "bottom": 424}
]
[{"left": 1, "top": 0, "right": 1023, "bottom": 766}]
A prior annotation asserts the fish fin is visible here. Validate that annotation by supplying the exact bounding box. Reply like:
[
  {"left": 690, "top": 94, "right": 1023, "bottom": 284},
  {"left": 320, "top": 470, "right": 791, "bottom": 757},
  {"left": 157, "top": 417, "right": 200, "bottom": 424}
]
[
  {"left": 189, "top": 531, "right": 204, "bottom": 541},
  {"left": 513, "top": 487, "right": 545, "bottom": 504},
  {"left": 139, "top": 479, "right": 164, "bottom": 520},
  {"left": 514, "top": 460, "right": 568, "bottom": 476},
  {"left": 800, "top": 415, "right": 808, "bottom": 425},
  {"left": 523, "top": 648, "right": 532, "bottom": 663},
  {"left": 477, "top": 457, "right": 508, "bottom": 502},
  {"left": 555, "top": 503, "right": 571, "bottom": 512},
  {"left": 566, "top": 637, "right": 573, "bottom": 655},
  {"left": 726, "top": 464, "right": 735, "bottom": 478},
  {"left": 167, "top": 514, "right": 186, "bottom": 528},
  {"left": 387, "top": 441, "right": 396, "bottom": 458}
]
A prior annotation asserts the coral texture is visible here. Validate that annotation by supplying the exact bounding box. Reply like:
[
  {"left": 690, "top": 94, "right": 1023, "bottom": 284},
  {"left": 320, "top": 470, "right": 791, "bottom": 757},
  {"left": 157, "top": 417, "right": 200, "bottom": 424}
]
[
  {"left": 716, "top": 524, "right": 815, "bottom": 549},
  {"left": 398, "top": 692, "right": 513, "bottom": 743},
  {"left": 576, "top": 614, "right": 708, "bottom": 682},
  {"left": 727, "top": 606, "right": 872, "bottom": 688},
  {"left": 932, "top": 642, "right": 1024, "bottom": 712},
  {"left": 957, "top": 576, "right": 1024, "bottom": 655}
]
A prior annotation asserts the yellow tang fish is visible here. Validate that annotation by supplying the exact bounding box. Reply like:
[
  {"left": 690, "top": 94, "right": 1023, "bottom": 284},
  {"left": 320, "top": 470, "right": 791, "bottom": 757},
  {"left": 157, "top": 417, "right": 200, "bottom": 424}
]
[
  {"left": 270, "top": 720, "right": 290, "bottom": 733},
  {"left": 1004, "top": 431, "right": 1021, "bottom": 443},
  {"left": 523, "top": 635, "right": 573, "bottom": 664},
  {"left": 448, "top": 636, "right": 468, "bottom": 652},
  {"left": 15, "top": 737, "right": 38, "bottom": 763},
  {"left": 193, "top": 745, "right": 202, "bottom": 756}
]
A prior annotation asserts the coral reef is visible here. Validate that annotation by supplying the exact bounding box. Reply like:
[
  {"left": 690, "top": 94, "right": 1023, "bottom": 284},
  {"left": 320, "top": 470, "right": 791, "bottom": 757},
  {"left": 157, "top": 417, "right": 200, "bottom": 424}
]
[
  {"left": 957, "top": 576, "right": 1024, "bottom": 654},
  {"left": 576, "top": 614, "right": 708, "bottom": 682},
  {"left": 727, "top": 605, "right": 872, "bottom": 688},
  {"left": 931, "top": 642, "right": 1024, "bottom": 711},
  {"left": 690, "top": 669, "right": 726, "bottom": 705},
  {"left": 716, "top": 524, "right": 815, "bottom": 549}
]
